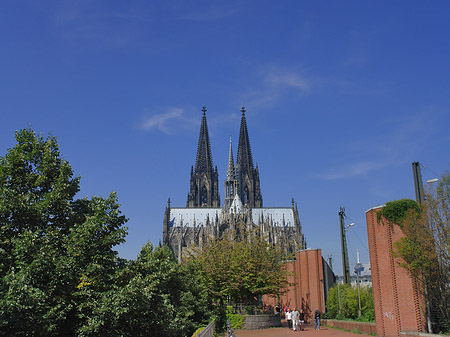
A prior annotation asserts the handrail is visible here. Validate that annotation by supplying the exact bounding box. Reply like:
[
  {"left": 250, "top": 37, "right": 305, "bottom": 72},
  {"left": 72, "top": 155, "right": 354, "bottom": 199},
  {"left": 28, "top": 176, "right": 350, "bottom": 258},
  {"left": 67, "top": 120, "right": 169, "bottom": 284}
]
[{"left": 197, "top": 321, "right": 215, "bottom": 337}]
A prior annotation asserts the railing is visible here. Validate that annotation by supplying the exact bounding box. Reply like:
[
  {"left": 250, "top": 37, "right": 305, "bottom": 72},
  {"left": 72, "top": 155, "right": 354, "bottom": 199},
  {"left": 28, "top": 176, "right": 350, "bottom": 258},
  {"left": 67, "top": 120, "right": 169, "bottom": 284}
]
[{"left": 197, "top": 321, "right": 215, "bottom": 337}]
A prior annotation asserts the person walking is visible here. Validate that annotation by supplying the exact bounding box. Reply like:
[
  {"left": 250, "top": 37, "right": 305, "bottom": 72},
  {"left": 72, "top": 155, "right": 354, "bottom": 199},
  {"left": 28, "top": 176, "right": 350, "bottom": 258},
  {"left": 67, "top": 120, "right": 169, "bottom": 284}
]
[
  {"left": 314, "top": 309, "right": 321, "bottom": 330},
  {"left": 299, "top": 309, "right": 305, "bottom": 331},
  {"left": 286, "top": 309, "right": 293, "bottom": 329},
  {"left": 291, "top": 308, "right": 300, "bottom": 331}
]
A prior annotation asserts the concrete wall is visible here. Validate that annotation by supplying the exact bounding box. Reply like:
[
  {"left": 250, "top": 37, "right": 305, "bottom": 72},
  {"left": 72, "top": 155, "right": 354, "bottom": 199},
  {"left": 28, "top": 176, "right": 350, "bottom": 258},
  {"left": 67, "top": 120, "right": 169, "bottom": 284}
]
[
  {"left": 366, "top": 206, "right": 426, "bottom": 337},
  {"left": 264, "top": 249, "right": 327, "bottom": 322}
]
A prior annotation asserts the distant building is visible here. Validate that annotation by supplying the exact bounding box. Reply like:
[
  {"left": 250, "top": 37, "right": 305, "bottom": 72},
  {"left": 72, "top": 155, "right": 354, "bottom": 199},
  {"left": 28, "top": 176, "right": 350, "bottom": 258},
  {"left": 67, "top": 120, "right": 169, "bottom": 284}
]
[
  {"left": 336, "top": 274, "right": 372, "bottom": 288},
  {"left": 163, "top": 106, "right": 305, "bottom": 261},
  {"left": 336, "top": 263, "right": 372, "bottom": 287}
]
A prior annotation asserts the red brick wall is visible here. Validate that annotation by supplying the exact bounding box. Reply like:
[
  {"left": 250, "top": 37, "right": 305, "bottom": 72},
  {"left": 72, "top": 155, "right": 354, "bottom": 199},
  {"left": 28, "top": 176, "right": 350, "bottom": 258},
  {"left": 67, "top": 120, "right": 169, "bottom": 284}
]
[
  {"left": 366, "top": 206, "right": 426, "bottom": 337},
  {"left": 264, "top": 249, "right": 325, "bottom": 322},
  {"left": 323, "top": 319, "right": 377, "bottom": 335}
]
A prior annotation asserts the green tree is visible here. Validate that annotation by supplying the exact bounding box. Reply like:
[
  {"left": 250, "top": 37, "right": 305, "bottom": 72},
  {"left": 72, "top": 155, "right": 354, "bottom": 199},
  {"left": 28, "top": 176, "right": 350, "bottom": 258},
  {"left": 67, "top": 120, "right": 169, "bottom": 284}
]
[
  {"left": 391, "top": 171, "right": 450, "bottom": 333},
  {"left": 0, "top": 128, "right": 128, "bottom": 336},
  {"left": 77, "top": 243, "right": 213, "bottom": 337},
  {"left": 187, "top": 224, "right": 290, "bottom": 305},
  {"left": 325, "top": 284, "right": 374, "bottom": 321}
]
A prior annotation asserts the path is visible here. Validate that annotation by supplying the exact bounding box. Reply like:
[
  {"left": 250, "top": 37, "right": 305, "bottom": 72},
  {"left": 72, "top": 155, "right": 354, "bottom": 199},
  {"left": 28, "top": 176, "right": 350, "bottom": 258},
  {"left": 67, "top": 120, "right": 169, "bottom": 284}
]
[{"left": 230, "top": 323, "right": 364, "bottom": 337}]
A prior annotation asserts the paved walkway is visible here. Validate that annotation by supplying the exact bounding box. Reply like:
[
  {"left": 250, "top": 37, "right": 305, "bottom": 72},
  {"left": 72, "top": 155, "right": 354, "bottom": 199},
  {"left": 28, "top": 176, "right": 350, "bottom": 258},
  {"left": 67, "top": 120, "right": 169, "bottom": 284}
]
[{"left": 230, "top": 323, "right": 363, "bottom": 337}]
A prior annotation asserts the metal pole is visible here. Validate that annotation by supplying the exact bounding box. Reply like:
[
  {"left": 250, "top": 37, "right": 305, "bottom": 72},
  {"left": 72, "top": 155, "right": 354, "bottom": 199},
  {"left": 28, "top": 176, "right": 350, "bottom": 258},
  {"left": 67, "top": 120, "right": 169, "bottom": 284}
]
[
  {"left": 357, "top": 272, "right": 361, "bottom": 317},
  {"left": 339, "top": 207, "right": 350, "bottom": 285},
  {"left": 337, "top": 281, "right": 341, "bottom": 315},
  {"left": 412, "top": 161, "right": 425, "bottom": 205}
]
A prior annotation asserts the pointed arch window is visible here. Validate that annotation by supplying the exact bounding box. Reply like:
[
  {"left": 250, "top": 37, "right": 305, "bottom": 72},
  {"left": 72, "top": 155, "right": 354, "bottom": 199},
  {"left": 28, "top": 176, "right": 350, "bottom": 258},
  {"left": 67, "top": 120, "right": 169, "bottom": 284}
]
[{"left": 201, "top": 185, "right": 208, "bottom": 206}]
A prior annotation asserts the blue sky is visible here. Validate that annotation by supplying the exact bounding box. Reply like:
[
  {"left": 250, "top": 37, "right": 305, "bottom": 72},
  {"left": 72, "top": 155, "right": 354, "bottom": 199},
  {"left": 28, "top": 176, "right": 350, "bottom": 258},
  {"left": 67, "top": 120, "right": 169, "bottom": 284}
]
[{"left": 1, "top": 1, "right": 450, "bottom": 276}]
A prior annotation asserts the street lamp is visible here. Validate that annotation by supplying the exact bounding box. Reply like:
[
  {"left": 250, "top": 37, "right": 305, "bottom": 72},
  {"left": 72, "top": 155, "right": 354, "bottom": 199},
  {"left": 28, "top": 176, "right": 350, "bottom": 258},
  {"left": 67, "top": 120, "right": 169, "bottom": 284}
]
[{"left": 354, "top": 249, "right": 365, "bottom": 318}]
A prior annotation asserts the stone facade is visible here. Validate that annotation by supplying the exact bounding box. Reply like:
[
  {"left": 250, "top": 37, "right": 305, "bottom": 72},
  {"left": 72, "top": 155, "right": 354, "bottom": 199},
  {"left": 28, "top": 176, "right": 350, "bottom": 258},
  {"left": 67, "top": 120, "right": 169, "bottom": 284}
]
[{"left": 163, "top": 106, "right": 304, "bottom": 261}]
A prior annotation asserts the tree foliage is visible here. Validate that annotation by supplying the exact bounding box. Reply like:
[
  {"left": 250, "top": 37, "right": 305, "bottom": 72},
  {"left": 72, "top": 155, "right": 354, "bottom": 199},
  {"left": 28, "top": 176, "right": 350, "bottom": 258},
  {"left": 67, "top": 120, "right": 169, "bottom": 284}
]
[
  {"left": 393, "top": 170, "right": 450, "bottom": 333},
  {"left": 77, "top": 243, "right": 213, "bottom": 337},
  {"left": 0, "top": 128, "right": 128, "bottom": 336},
  {"left": 377, "top": 198, "right": 421, "bottom": 229},
  {"left": 0, "top": 128, "right": 213, "bottom": 337},
  {"left": 325, "top": 284, "right": 374, "bottom": 322},
  {"left": 186, "top": 224, "right": 290, "bottom": 305}
]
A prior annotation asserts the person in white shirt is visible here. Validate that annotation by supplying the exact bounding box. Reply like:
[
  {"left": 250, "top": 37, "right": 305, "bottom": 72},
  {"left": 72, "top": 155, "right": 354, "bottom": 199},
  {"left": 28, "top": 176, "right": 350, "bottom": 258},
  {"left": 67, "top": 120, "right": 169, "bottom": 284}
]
[
  {"left": 291, "top": 308, "right": 300, "bottom": 331},
  {"left": 286, "top": 309, "right": 292, "bottom": 329}
]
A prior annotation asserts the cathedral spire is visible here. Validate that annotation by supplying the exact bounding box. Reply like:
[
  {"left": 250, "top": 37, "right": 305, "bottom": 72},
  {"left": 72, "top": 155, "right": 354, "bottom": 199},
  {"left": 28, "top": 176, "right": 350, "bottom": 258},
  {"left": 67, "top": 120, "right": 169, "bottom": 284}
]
[
  {"left": 236, "top": 106, "right": 254, "bottom": 174},
  {"left": 187, "top": 106, "right": 220, "bottom": 208},
  {"left": 195, "top": 105, "right": 213, "bottom": 174},
  {"left": 235, "top": 106, "right": 263, "bottom": 208},
  {"left": 226, "top": 136, "right": 235, "bottom": 180},
  {"left": 224, "top": 135, "right": 236, "bottom": 210}
]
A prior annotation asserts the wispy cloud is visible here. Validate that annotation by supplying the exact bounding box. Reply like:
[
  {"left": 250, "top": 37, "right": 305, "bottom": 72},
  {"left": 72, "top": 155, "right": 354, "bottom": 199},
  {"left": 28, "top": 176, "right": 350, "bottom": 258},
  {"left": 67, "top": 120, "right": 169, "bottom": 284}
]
[
  {"left": 53, "top": 2, "right": 148, "bottom": 48},
  {"left": 317, "top": 161, "right": 389, "bottom": 180},
  {"left": 315, "top": 110, "right": 442, "bottom": 180},
  {"left": 239, "top": 65, "right": 312, "bottom": 108},
  {"left": 265, "top": 72, "right": 311, "bottom": 94},
  {"left": 140, "top": 108, "right": 197, "bottom": 135}
]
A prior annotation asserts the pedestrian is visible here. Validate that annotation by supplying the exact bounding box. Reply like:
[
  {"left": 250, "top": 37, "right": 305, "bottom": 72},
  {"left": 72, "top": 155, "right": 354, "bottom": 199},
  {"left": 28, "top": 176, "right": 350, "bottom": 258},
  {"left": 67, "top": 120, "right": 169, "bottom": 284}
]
[
  {"left": 299, "top": 309, "right": 305, "bottom": 331},
  {"left": 291, "top": 307, "right": 300, "bottom": 331},
  {"left": 286, "top": 309, "right": 292, "bottom": 329},
  {"left": 314, "top": 309, "right": 321, "bottom": 330}
]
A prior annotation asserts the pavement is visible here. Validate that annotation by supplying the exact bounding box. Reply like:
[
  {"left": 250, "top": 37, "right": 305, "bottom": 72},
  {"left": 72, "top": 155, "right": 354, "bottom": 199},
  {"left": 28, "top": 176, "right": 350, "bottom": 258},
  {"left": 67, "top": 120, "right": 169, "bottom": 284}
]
[{"left": 229, "top": 322, "right": 364, "bottom": 337}]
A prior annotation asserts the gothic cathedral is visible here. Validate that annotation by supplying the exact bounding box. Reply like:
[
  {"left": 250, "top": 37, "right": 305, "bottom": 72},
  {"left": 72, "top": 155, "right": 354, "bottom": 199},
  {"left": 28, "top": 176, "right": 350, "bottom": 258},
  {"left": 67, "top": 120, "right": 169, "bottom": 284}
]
[{"left": 163, "top": 106, "right": 304, "bottom": 261}]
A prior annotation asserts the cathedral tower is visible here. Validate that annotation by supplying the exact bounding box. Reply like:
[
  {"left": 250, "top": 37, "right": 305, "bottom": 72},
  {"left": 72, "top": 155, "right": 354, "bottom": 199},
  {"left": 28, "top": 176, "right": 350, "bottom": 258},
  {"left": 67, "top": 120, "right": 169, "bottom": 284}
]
[
  {"left": 187, "top": 106, "right": 220, "bottom": 207},
  {"left": 235, "top": 106, "right": 263, "bottom": 208}
]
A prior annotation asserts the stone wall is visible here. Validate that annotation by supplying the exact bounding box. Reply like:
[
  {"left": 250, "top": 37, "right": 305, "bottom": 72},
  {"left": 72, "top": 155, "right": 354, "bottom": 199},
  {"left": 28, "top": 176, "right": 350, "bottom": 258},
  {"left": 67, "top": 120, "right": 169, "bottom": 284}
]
[{"left": 243, "top": 315, "right": 281, "bottom": 330}]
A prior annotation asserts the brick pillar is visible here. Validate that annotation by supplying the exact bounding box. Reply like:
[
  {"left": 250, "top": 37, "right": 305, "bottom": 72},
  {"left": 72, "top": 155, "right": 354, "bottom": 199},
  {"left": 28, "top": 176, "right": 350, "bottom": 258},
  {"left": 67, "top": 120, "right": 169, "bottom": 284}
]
[
  {"left": 366, "top": 206, "right": 425, "bottom": 337},
  {"left": 295, "top": 249, "right": 326, "bottom": 320},
  {"left": 263, "top": 249, "right": 326, "bottom": 322}
]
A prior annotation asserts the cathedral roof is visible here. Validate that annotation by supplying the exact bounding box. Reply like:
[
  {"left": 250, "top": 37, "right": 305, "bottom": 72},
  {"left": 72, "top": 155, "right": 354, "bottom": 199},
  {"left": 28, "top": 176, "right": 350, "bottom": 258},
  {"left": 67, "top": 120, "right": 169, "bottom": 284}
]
[
  {"left": 169, "top": 207, "right": 221, "bottom": 227},
  {"left": 168, "top": 206, "right": 296, "bottom": 228},
  {"left": 251, "top": 208, "right": 296, "bottom": 227}
]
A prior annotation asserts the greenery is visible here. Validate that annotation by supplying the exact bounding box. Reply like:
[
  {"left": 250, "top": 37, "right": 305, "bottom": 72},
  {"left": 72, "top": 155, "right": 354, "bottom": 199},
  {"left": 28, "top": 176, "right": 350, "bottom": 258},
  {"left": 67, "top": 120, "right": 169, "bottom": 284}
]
[
  {"left": 226, "top": 306, "right": 245, "bottom": 330},
  {"left": 377, "top": 199, "right": 421, "bottom": 228},
  {"left": 391, "top": 169, "right": 450, "bottom": 333},
  {"left": 185, "top": 223, "right": 290, "bottom": 305},
  {"left": 0, "top": 128, "right": 214, "bottom": 336},
  {"left": 325, "top": 284, "right": 375, "bottom": 322}
]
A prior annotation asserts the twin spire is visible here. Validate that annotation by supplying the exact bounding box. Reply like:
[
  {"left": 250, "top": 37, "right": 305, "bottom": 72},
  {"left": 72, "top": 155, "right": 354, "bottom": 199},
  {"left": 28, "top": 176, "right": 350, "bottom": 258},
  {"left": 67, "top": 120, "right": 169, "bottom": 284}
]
[{"left": 190, "top": 105, "right": 262, "bottom": 209}]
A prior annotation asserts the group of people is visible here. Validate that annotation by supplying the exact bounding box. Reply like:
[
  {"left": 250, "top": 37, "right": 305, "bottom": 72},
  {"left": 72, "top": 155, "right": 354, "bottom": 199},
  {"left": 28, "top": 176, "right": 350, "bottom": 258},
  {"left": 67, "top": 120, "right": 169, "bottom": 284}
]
[
  {"left": 284, "top": 307, "right": 321, "bottom": 331},
  {"left": 284, "top": 307, "right": 305, "bottom": 331}
]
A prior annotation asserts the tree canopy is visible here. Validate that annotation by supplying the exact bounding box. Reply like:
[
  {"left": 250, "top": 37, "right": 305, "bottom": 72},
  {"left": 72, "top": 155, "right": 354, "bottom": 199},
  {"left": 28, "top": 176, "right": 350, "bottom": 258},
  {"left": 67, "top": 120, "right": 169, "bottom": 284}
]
[
  {"left": 0, "top": 128, "right": 213, "bottom": 336},
  {"left": 391, "top": 170, "right": 450, "bottom": 333},
  {"left": 186, "top": 224, "right": 290, "bottom": 305},
  {"left": 325, "top": 284, "right": 374, "bottom": 322}
]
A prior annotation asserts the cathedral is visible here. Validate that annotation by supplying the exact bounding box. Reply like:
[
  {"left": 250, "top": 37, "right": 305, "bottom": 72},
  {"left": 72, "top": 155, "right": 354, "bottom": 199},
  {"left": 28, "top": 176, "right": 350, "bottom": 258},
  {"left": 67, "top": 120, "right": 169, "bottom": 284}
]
[{"left": 163, "top": 106, "right": 305, "bottom": 261}]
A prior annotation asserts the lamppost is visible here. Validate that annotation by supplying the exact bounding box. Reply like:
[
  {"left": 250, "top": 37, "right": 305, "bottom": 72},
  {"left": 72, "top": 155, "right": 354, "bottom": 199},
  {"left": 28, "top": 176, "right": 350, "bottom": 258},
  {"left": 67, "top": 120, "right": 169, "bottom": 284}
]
[
  {"left": 354, "top": 249, "right": 365, "bottom": 318},
  {"left": 424, "top": 177, "right": 438, "bottom": 333}
]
